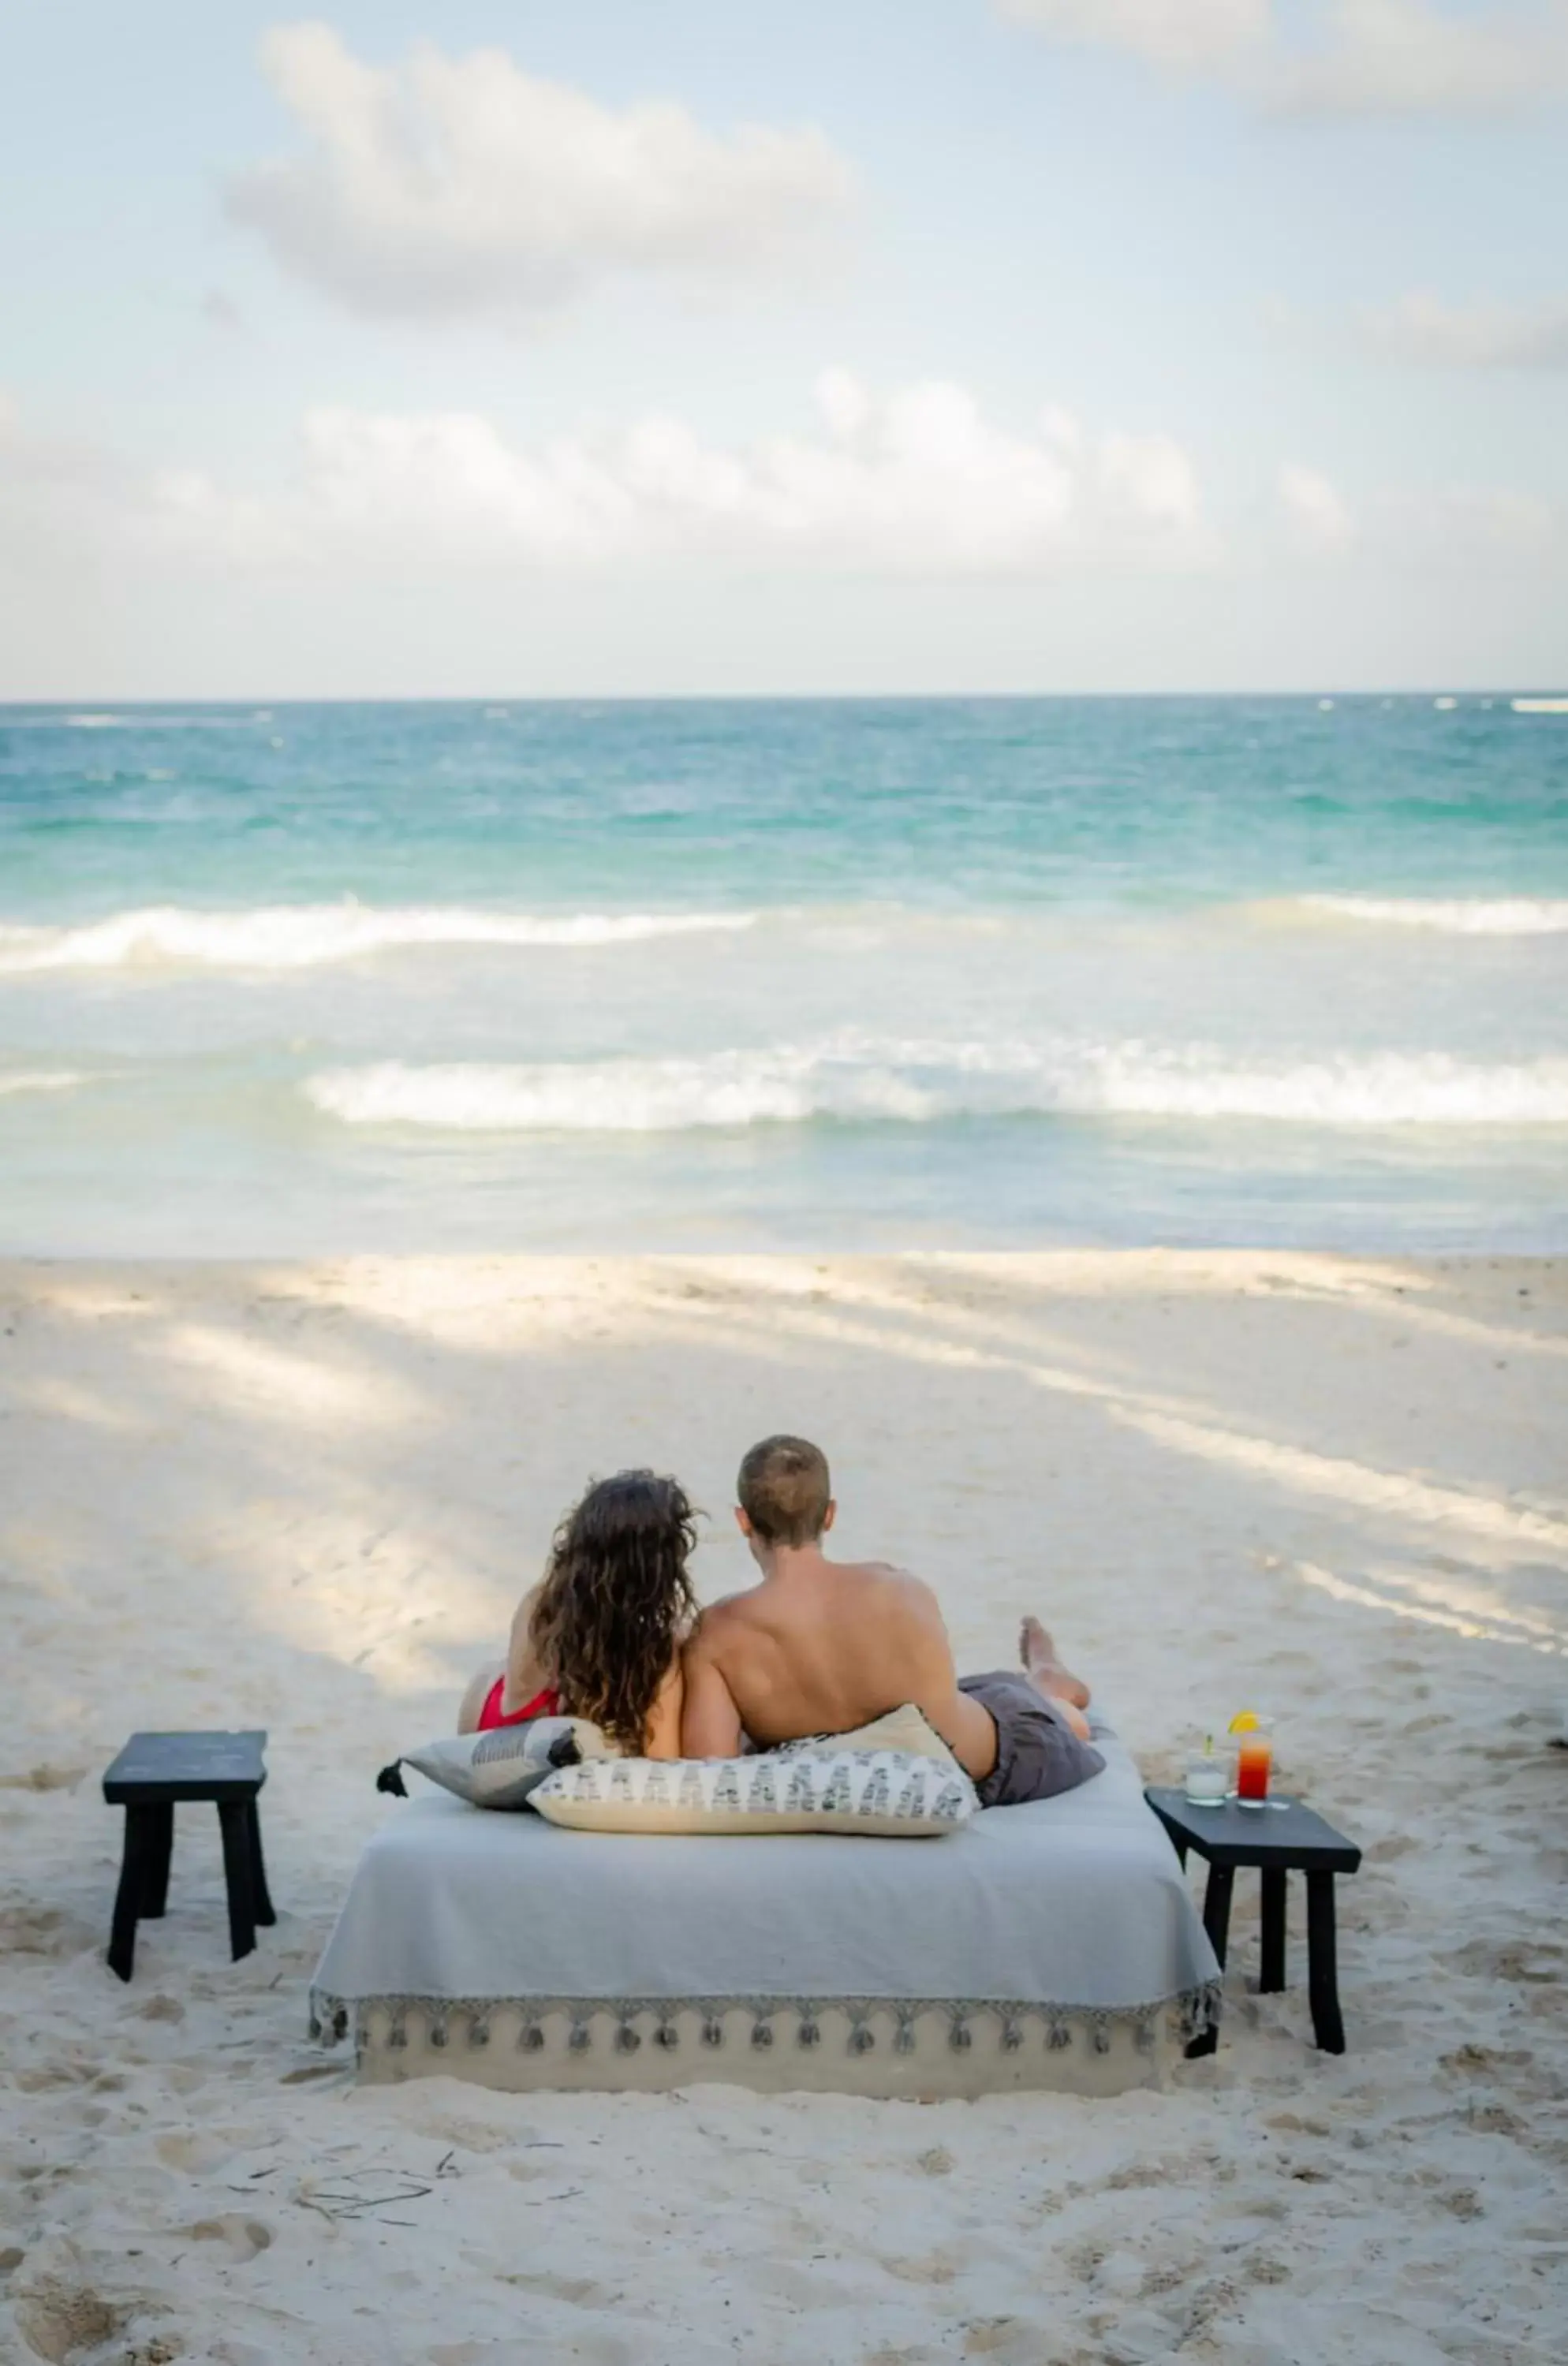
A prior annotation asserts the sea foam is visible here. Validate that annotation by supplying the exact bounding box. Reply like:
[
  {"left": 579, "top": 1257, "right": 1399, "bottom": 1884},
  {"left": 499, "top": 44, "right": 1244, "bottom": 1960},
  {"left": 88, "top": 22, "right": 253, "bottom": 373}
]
[
  {"left": 1298, "top": 896, "right": 1568, "bottom": 937},
  {"left": 304, "top": 1043, "right": 1568, "bottom": 1132},
  {"left": 0, "top": 904, "right": 758, "bottom": 974},
  {"left": 0, "top": 1070, "right": 83, "bottom": 1098}
]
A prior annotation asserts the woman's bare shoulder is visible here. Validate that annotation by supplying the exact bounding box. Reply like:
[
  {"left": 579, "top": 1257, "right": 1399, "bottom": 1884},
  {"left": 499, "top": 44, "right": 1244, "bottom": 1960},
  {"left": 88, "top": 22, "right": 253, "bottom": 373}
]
[{"left": 643, "top": 1654, "right": 687, "bottom": 1759}]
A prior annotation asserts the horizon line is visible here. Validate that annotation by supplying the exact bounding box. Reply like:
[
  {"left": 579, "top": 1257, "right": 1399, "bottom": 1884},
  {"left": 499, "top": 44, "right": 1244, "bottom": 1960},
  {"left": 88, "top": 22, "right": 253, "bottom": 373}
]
[{"left": 2, "top": 686, "right": 1563, "bottom": 708}]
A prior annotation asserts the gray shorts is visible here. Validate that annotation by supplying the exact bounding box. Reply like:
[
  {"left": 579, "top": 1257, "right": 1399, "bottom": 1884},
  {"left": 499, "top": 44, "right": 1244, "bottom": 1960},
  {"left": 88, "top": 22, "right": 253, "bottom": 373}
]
[{"left": 958, "top": 1671, "right": 1107, "bottom": 1808}]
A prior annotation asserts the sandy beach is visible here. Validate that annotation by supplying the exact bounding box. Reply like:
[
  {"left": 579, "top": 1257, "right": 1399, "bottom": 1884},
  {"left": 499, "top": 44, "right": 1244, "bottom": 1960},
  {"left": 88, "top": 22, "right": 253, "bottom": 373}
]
[{"left": 2, "top": 1251, "right": 1565, "bottom": 2366}]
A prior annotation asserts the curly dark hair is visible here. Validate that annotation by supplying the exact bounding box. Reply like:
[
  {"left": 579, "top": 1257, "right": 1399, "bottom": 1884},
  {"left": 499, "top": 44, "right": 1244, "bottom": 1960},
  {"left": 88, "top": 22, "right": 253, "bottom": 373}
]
[{"left": 528, "top": 1470, "right": 699, "bottom": 1752}]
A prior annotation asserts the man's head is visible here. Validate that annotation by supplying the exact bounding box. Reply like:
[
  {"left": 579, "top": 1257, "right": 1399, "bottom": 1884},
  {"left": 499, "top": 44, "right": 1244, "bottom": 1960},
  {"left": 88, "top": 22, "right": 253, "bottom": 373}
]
[{"left": 735, "top": 1434, "right": 834, "bottom": 1554}]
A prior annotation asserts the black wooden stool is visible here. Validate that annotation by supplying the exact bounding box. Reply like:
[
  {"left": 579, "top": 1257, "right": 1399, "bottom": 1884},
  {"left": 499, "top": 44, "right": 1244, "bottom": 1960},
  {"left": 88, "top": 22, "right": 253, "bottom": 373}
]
[
  {"left": 1144, "top": 1786, "right": 1362, "bottom": 2055},
  {"left": 103, "top": 1730, "right": 275, "bottom": 1982}
]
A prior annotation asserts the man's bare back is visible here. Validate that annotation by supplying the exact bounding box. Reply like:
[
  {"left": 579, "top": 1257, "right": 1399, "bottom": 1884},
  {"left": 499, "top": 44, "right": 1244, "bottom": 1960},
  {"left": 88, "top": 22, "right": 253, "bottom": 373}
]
[
  {"left": 681, "top": 1551, "right": 1003, "bottom": 1782},
  {"left": 682, "top": 1435, "right": 1093, "bottom": 1789}
]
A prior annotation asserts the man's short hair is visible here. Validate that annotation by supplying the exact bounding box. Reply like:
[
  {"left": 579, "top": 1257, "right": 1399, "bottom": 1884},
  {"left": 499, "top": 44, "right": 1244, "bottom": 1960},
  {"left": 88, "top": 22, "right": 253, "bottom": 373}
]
[{"left": 737, "top": 1435, "right": 831, "bottom": 1547}]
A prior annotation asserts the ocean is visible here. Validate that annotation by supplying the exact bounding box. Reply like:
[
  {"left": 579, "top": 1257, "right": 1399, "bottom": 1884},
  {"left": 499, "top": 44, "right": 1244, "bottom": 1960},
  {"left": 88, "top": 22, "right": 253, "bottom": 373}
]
[{"left": 2, "top": 696, "right": 1565, "bottom": 1254}]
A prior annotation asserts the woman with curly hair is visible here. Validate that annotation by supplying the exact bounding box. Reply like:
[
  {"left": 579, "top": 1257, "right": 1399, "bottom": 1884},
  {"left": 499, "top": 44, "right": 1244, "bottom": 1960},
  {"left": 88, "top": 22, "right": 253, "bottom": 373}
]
[{"left": 457, "top": 1469, "right": 697, "bottom": 1758}]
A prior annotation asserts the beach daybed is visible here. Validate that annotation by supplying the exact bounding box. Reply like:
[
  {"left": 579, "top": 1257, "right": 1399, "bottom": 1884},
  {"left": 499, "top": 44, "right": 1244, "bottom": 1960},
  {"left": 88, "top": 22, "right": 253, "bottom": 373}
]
[{"left": 311, "top": 1726, "right": 1220, "bottom": 2098}]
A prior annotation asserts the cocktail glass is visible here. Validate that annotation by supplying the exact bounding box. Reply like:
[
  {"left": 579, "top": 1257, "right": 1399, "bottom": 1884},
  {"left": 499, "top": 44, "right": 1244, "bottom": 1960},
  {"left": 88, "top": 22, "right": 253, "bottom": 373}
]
[{"left": 1235, "top": 1733, "right": 1272, "bottom": 1805}]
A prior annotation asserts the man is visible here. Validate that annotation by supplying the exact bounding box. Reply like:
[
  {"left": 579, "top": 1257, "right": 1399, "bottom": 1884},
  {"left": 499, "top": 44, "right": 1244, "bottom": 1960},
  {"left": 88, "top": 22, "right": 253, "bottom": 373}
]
[{"left": 681, "top": 1435, "right": 1105, "bottom": 1807}]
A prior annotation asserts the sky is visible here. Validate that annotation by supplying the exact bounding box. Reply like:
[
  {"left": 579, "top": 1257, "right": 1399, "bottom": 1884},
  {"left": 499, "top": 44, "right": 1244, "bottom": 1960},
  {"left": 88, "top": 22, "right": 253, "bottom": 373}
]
[{"left": 1, "top": 0, "right": 1565, "bottom": 696}]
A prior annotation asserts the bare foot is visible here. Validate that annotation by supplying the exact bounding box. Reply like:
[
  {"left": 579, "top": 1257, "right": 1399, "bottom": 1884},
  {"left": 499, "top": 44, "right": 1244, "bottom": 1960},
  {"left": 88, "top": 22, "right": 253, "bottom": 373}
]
[{"left": 1019, "top": 1616, "right": 1091, "bottom": 1710}]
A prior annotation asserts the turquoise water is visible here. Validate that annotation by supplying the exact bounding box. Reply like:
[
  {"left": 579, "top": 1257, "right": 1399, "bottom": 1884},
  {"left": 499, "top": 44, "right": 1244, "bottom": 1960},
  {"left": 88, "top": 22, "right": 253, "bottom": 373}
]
[{"left": 2, "top": 696, "right": 1565, "bottom": 1252}]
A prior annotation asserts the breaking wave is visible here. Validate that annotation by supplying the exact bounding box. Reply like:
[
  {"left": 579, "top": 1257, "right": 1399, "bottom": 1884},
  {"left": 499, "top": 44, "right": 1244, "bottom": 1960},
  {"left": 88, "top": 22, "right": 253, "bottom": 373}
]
[
  {"left": 1299, "top": 895, "right": 1568, "bottom": 937},
  {"left": 304, "top": 1041, "right": 1568, "bottom": 1132},
  {"left": 0, "top": 1069, "right": 84, "bottom": 1098},
  {"left": 0, "top": 903, "right": 759, "bottom": 974}
]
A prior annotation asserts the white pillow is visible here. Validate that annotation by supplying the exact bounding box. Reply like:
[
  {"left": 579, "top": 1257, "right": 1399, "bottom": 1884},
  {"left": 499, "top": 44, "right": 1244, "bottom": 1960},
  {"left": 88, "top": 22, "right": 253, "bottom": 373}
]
[
  {"left": 771, "top": 1702, "right": 961, "bottom": 1772},
  {"left": 378, "top": 1718, "right": 612, "bottom": 1811},
  {"left": 530, "top": 1748, "right": 977, "bottom": 1838}
]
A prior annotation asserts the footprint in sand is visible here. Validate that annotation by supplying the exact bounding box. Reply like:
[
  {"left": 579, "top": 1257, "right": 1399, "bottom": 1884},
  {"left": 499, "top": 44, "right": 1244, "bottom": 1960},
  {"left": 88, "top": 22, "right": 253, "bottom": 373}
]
[
  {"left": 14, "top": 2058, "right": 99, "bottom": 2094},
  {"left": 879, "top": 2248, "right": 961, "bottom": 2286},
  {"left": 965, "top": 2323, "right": 1050, "bottom": 2361},
  {"left": 491, "top": 2324, "right": 631, "bottom": 2366},
  {"left": 0, "top": 1905, "right": 84, "bottom": 1957},
  {"left": 496, "top": 2271, "right": 610, "bottom": 2308},
  {"left": 1103, "top": 2161, "right": 1173, "bottom": 2191},
  {"left": 185, "top": 2215, "right": 274, "bottom": 2261},
  {"left": 1441, "top": 2042, "right": 1534, "bottom": 2077},
  {"left": 9, "top": 2237, "right": 124, "bottom": 2364},
  {"left": 155, "top": 2131, "right": 234, "bottom": 2174},
  {"left": 0, "top": 1763, "right": 88, "bottom": 1793},
  {"left": 136, "top": 1993, "right": 186, "bottom": 2025},
  {"left": 417, "top": 2115, "right": 512, "bottom": 2154}
]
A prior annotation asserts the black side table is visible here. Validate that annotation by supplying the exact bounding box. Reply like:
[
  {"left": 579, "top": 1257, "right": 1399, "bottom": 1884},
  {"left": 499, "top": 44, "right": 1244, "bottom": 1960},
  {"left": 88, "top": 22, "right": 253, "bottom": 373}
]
[
  {"left": 1144, "top": 1786, "right": 1362, "bottom": 2055},
  {"left": 103, "top": 1730, "right": 275, "bottom": 1982}
]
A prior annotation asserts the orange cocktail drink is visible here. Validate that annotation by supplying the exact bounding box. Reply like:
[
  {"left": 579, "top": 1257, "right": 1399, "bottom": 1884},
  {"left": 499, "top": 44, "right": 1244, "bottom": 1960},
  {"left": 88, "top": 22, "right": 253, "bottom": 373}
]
[{"left": 1235, "top": 1735, "right": 1272, "bottom": 1804}]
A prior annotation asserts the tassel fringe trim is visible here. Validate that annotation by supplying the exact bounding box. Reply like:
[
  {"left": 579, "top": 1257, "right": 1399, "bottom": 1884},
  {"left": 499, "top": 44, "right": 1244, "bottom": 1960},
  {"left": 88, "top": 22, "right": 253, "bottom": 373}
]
[{"left": 308, "top": 1981, "right": 1221, "bottom": 2058}]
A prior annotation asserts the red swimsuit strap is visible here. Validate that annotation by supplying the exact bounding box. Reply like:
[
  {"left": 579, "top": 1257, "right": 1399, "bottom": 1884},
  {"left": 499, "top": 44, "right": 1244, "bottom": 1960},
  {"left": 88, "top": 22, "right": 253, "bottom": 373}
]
[{"left": 479, "top": 1677, "right": 562, "bottom": 1730}]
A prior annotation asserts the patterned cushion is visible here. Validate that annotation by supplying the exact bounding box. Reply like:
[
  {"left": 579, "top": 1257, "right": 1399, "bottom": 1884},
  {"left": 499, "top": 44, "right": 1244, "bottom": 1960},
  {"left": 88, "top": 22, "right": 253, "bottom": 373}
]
[
  {"left": 771, "top": 1702, "right": 961, "bottom": 1772},
  {"left": 380, "top": 1718, "right": 613, "bottom": 1811},
  {"left": 529, "top": 1748, "right": 978, "bottom": 1837}
]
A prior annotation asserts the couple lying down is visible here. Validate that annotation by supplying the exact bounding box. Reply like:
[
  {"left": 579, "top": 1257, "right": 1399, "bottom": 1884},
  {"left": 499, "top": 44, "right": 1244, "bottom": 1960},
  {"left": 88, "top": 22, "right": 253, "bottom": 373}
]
[{"left": 458, "top": 1435, "right": 1105, "bottom": 1810}]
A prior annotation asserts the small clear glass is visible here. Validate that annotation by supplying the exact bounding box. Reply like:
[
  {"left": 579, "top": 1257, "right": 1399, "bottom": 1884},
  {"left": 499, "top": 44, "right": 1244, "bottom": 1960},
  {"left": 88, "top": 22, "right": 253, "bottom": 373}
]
[{"left": 1184, "top": 1739, "right": 1227, "bottom": 1806}]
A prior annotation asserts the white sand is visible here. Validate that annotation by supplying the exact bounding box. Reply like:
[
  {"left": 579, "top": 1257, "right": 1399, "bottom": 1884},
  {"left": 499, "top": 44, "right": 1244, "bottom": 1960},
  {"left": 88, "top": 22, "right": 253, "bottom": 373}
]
[{"left": 2, "top": 1252, "right": 1565, "bottom": 2366}]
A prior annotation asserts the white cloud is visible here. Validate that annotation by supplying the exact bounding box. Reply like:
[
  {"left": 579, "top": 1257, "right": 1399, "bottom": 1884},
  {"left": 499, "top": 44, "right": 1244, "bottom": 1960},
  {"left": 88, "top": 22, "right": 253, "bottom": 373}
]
[
  {"left": 1384, "top": 483, "right": 1559, "bottom": 562},
  {"left": 1002, "top": 0, "right": 1568, "bottom": 115},
  {"left": 226, "top": 21, "right": 853, "bottom": 319},
  {"left": 0, "top": 397, "right": 141, "bottom": 548},
  {"left": 5, "top": 394, "right": 1564, "bottom": 696},
  {"left": 1040, "top": 404, "right": 1084, "bottom": 453},
  {"left": 1099, "top": 431, "right": 1204, "bottom": 531},
  {"left": 998, "top": 0, "right": 1268, "bottom": 73},
  {"left": 142, "top": 373, "right": 1216, "bottom": 577},
  {"left": 1359, "top": 290, "right": 1568, "bottom": 368},
  {"left": 815, "top": 366, "right": 875, "bottom": 438},
  {"left": 1274, "top": 0, "right": 1568, "bottom": 116},
  {"left": 9, "top": 385, "right": 1559, "bottom": 637},
  {"left": 1279, "top": 464, "right": 1358, "bottom": 554},
  {"left": 1275, "top": 463, "right": 1561, "bottom": 567}
]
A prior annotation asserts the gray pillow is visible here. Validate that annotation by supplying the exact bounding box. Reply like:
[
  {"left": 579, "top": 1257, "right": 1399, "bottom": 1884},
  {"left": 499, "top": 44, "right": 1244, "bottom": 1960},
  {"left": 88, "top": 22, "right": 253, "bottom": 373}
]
[{"left": 376, "top": 1717, "right": 611, "bottom": 1811}]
